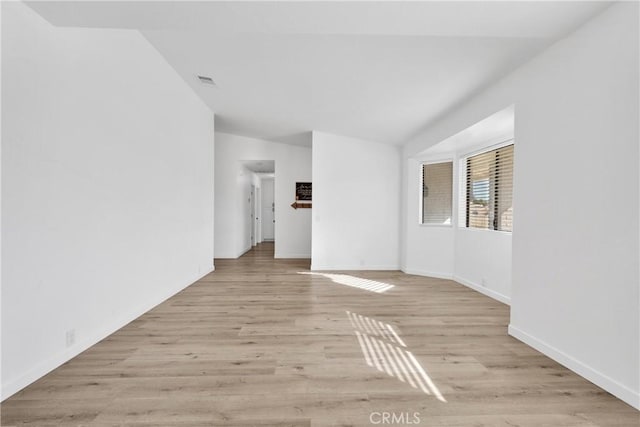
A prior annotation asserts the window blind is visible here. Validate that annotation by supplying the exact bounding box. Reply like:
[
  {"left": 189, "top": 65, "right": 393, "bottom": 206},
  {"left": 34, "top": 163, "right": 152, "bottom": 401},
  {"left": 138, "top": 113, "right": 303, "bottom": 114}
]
[
  {"left": 465, "top": 144, "right": 514, "bottom": 231},
  {"left": 422, "top": 161, "right": 453, "bottom": 225}
]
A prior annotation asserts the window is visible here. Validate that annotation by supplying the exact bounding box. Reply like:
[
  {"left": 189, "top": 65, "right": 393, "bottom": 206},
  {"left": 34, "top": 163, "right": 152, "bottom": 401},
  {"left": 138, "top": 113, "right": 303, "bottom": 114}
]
[
  {"left": 421, "top": 161, "right": 453, "bottom": 225},
  {"left": 465, "top": 144, "right": 514, "bottom": 231}
]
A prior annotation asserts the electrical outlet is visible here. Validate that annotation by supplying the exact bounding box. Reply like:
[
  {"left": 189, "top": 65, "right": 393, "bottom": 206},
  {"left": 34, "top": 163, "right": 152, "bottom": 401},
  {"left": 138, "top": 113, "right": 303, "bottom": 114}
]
[
  {"left": 65, "top": 329, "right": 75, "bottom": 348},
  {"left": 481, "top": 278, "right": 487, "bottom": 287}
]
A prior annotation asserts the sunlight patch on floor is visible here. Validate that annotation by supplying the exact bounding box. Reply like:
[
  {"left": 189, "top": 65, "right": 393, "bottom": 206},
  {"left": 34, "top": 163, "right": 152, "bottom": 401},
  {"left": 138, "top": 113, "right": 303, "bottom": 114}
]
[
  {"left": 299, "top": 272, "right": 394, "bottom": 293},
  {"left": 347, "top": 310, "right": 446, "bottom": 402}
]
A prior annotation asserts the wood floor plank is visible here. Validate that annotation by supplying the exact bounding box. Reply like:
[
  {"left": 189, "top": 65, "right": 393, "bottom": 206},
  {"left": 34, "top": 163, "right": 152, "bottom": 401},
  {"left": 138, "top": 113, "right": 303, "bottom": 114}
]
[{"left": 1, "top": 242, "right": 637, "bottom": 426}]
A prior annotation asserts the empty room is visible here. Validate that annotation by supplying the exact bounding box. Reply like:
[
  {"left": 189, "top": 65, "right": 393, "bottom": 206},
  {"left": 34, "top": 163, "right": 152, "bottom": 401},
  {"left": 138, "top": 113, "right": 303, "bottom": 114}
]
[{"left": 1, "top": 1, "right": 638, "bottom": 426}]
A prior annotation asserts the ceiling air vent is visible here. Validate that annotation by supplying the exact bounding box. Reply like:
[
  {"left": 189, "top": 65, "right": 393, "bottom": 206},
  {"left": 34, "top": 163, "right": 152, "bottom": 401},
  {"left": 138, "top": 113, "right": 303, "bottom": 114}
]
[{"left": 197, "top": 75, "right": 216, "bottom": 86}]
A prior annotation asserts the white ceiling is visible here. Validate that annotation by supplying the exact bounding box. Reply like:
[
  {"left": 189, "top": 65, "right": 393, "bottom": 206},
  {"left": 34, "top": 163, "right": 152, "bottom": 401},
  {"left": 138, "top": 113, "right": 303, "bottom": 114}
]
[
  {"left": 27, "top": 1, "right": 610, "bottom": 147},
  {"left": 242, "top": 160, "right": 276, "bottom": 174},
  {"left": 419, "top": 105, "right": 514, "bottom": 158}
]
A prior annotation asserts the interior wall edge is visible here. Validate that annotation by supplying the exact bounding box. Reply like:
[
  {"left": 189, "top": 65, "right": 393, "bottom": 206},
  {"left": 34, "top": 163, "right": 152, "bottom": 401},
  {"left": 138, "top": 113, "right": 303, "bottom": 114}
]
[
  {"left": 275, "top": 253, "right": 312, "bottom": 259},
  {"left": 401, "top": 269, "right": 453, "bottom": 281},
  {"left": 452, "top": 275, "right": 511, "bottom": 306}
]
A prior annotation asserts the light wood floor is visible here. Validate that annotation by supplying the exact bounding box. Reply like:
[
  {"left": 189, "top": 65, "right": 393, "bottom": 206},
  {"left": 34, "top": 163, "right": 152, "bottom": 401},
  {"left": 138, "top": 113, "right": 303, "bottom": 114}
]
[{"left": 2, "top": 242, "right": 638, "bottom": 426}]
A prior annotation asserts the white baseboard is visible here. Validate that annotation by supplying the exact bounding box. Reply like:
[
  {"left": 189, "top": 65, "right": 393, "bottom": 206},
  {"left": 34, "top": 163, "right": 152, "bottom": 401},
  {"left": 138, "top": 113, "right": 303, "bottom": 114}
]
[
  {"left": 275, "top": 253, "right": 311, "bottom": 259},
  {"left": 215, "top": 247, "right": 251, "bottom": 259},
  {"left": 508, "top": 324, "right": 639, "bottom": 410},
  {"left": 453, "top": 275, "right": 511, "bottom": 305},
  {"left": 401, "top": 269, "right": 510, "bottom": 305},
  {"left": 214, "top": 253, "right": 239, "bottom": 259},
  {"left": 310, "top": 264, "right": 400, "bottom": 271},
  {"left": 402, "top": 268, "right": 453, "bottom": 280},
  {"left": 1, "top": 266, "right": 215, "bottom": 401}
]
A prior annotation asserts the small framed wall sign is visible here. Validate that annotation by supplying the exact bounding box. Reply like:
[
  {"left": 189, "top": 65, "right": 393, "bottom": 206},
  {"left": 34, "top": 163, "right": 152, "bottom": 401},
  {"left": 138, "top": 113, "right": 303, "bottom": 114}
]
[{"left": 295, "top": 182, "right": 312, "bottom": 201}]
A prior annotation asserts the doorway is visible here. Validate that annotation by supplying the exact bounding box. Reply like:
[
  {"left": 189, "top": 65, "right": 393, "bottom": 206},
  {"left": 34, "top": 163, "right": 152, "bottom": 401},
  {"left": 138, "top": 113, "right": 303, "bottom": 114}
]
[
  {"left": 250, "top": 184, "right": 256, "bottom": 246},
  {"left": 240, "top": 160, "right": 276, "bottom": 256},
  {"left": 261, "top": 178, "right": 275, "bottom": 241}
]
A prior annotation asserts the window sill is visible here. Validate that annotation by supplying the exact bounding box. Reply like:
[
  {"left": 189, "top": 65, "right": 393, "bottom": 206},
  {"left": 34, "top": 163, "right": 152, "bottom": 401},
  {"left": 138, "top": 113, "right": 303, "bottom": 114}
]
[
  {"left": 457, "top": 226, "right": 512, "bottom": 235},
  {"left": 419, "top": 223, "right": 453, "bottom": 228}
]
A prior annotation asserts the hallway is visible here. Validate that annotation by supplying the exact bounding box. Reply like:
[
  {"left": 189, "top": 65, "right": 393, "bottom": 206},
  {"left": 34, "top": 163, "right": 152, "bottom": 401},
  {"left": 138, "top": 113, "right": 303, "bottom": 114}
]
[{"left": 1, "top": 243, "right": 637, "bottom": 426}]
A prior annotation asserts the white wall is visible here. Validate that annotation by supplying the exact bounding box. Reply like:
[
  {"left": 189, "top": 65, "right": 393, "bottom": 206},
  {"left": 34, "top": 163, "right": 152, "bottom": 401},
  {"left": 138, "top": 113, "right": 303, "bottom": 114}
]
[
  {"left": 1, "top": 3, "right": 215, "bottom": 400},
  {"left": 404, "top": 158, "right": 455, "bottom": 278},
  {"left": 312, "top": 132, "right": 401, "bottom": 270},
  {"left": 0, "top": 1, "right": 3, "bottom": 394},
  {"left": 405, "top": 129, "right": 514, "bottom": 305},
  {"left": 0, "top": 0, "right": 4, "bottom": 397},
  {"left": 402, "top": 3, "right": 639, "bottom": 408},
  {"left": 454, "top": 227, "right": 512, "bottom": 304},
  {"left": 214, "top": 133, "right": 312, "bottom": 259}
]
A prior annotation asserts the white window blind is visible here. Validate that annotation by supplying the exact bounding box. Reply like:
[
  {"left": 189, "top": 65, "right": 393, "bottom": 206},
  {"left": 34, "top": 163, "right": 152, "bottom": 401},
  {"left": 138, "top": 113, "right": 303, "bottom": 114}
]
[
  {"left": 422, "top": 161, "right": 453, "bottom": 225},
  {"left": 465, "top": 144, "right": 514, "bottom": 231}
]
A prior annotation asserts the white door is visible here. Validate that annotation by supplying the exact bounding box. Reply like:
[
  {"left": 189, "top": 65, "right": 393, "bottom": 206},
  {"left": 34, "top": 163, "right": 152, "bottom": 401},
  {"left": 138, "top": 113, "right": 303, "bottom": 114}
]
[
  {"left": 261, "top": 178, "right": 275, "bottom": 241},
  {"left": 255, "top": 187, "right": 262, "bottom": 244},
  {"left": 250, "top": 185, "right": 256, "bottom": 246}
]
